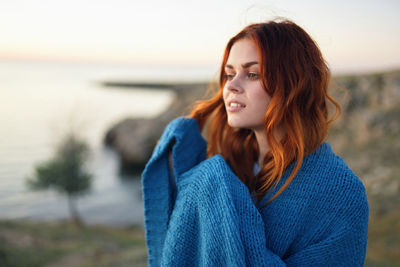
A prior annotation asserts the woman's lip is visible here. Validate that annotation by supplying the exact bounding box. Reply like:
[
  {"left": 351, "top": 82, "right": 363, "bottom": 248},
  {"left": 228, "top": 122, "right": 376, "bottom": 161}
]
[{"left": 226, "top": 100, "right": 246, "bottom": 112}]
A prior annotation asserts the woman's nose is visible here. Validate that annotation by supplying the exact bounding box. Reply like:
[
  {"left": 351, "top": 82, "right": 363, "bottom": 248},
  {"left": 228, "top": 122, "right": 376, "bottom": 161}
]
[{"left": 226, "top": 76, "right": 244, "bottom": 94}]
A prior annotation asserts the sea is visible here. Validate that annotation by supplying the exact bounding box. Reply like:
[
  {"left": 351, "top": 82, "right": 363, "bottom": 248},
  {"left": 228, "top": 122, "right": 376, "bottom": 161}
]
[{"left": 0, "top": 59, "right": 217, "bottom": 227}]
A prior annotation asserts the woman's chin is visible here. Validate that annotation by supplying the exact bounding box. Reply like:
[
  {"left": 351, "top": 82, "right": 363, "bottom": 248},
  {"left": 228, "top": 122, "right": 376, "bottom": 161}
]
[{"left": 227, "top": 119, "right": 248, "bottom": 129}]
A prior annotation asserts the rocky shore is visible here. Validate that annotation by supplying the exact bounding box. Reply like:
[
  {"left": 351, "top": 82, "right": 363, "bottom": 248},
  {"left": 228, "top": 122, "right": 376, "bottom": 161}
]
[{"left": 103, "top": 81, "right": 216, "bottom": 169}]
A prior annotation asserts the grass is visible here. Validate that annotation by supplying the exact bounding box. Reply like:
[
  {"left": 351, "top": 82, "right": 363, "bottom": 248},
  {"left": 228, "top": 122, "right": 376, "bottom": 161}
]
[
  {"left": 0, "top": 209, "right": 399, "bottom": 266},
  {"left": 365, "top": 210, "right": 400, "bottom": 266},
  {"left": 0, "top": 220, "right": 147, "bottom": 267}
]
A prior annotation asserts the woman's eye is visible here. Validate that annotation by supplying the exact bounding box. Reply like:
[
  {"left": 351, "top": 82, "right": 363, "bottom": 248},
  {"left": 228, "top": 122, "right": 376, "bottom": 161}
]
[
  {"left": 248, "top": 73, "right": 259, "bottom": 80},
  {"left": 225, "top": 73, "right": 235, "bottom": 80}
]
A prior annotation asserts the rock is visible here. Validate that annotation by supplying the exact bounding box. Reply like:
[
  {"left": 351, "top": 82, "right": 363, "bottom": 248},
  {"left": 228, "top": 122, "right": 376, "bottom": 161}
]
[{"left": 104, "top": 82, "right": 213, "bottom": 169}]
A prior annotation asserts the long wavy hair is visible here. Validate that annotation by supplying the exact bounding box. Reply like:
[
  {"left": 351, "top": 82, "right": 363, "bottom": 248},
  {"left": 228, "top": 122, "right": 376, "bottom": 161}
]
[{"left": 190, "top": 19, "right": 340, "bottom": 207}]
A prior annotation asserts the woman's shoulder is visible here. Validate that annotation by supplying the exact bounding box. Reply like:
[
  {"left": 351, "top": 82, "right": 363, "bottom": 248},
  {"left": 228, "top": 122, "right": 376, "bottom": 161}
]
[
  {"left": 299, "top": 143, "right": 358, "bottom": 179},
  {"left": 259, "top": 142, "right": 368, "bottom": 224},
  {"left": 290, "top": 142, "right": 367, "bottom": 203}
]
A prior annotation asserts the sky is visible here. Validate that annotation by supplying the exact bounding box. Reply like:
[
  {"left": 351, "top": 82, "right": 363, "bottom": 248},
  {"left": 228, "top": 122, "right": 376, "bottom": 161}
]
[{"left": 1, "top": 0, "right": 399, "bottom": 73}]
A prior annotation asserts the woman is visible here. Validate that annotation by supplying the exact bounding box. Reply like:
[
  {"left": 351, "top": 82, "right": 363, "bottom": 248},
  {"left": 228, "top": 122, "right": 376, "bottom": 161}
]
[{"left": 142, "top": 19, "right": 369, "bottom": 266}]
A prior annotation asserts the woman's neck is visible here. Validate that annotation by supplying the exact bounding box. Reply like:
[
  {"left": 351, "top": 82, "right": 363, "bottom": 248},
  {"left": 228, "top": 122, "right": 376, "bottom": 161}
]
[
  {"left": 254, "top": 129, "right": 269, "bottom": 168},
  {"left": 253, "top": 126, "right": 285, "bottom": 167}
]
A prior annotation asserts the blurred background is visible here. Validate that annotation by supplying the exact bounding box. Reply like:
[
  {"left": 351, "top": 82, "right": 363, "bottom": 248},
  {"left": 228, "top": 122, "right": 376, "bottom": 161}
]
[{"left": 0, "top": 0, "right": 399, "bottom": 266}]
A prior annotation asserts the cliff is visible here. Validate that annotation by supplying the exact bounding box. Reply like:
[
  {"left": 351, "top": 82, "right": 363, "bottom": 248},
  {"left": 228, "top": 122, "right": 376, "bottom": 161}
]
[{"left": 327, "top": 70, "right": 400, "bottom": 213}]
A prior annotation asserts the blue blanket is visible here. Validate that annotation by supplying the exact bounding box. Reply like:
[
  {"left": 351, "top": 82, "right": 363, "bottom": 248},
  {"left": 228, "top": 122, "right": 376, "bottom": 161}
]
[{"left": 142, "top": 117, "right": 369, "bottom": 266}]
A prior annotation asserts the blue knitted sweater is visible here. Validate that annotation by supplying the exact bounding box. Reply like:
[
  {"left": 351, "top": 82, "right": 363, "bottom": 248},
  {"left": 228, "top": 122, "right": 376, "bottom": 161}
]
[{"left": 142, "top": 117, "right": 369, "bottom": 266}]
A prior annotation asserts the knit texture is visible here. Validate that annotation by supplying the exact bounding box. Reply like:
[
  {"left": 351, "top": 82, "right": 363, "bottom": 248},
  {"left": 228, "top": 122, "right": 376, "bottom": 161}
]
[{"left": 142, "top": 117, "right": 369, "bottom": 266}]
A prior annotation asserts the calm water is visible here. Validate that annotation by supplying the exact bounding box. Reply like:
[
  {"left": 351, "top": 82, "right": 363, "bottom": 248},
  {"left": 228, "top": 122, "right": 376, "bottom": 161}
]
[{"left": 0, "top": 59, "right": 216, "bottom": 226}]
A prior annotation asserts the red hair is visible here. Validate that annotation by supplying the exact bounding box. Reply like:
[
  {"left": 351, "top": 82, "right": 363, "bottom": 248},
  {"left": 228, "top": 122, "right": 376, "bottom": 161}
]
[{"left": 190, "top": 19, "right": 340, "bottom": 207}]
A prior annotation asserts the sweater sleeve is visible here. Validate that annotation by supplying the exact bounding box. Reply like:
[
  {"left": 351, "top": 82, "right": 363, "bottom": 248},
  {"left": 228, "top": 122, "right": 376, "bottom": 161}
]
[
  {"left": 160, "top": 155, "right": 282, "bottom": 266},
  {"left": 282, "top": 178, "right": 369, "bottom": 266},
  {"left": 259, "top": 177, "right": 369, "bottom": 267},
  {"left": 142, "top": 117, "right": 207, "bottom": 267}
]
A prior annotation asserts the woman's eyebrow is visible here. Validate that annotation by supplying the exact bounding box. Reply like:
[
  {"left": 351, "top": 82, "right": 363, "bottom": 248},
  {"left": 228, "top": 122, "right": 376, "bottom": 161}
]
[{"left": 225, "top": 61, "right": 259, "bottom": 69}]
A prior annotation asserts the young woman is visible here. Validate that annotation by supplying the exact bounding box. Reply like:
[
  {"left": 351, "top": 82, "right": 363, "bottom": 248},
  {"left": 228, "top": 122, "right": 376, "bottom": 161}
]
[{"left": 142, "top": 19, "right": 369, "bottom": 266}]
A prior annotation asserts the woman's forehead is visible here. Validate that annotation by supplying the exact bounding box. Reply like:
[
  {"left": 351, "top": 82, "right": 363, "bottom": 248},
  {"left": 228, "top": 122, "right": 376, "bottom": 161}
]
[{"left": 226, "top": 39, "right": 259, "bottom": 67}]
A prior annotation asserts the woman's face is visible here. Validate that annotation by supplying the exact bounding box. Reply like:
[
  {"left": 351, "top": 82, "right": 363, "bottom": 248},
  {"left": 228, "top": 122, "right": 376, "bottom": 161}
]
[{"left": 223, "top": 38, "right": 271, "bottom": 132}]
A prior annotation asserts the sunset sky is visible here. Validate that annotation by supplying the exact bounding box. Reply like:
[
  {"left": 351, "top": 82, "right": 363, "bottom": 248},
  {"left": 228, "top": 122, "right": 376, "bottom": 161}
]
[{"left": 1, "top": 0, "right": 399, "bottom": 73}]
